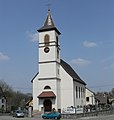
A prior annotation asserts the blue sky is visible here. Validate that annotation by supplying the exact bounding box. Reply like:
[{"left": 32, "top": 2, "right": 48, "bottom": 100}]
[{"left": 0, "top": 0, "right": 114, "bottom": 93}]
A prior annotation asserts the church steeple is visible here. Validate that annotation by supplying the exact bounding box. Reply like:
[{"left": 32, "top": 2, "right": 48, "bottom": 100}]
[
  {"left": 44, "top": 9, "right": 55, "bottom": 27},
  {"left": 38, "top": 9, "right": 61, "bottom": 35}
]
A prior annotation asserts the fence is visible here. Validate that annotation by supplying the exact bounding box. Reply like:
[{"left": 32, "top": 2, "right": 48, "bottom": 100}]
[{"left": 61, "top": 109, "right": 114, "bottom": 119}]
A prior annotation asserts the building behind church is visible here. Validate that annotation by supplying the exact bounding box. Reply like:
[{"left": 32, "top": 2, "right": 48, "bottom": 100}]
[{"left": 31, "top": 9, "right": 86, "bottom": 113}]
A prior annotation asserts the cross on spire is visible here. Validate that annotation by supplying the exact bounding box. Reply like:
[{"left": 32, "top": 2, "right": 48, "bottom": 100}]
[{"left": 47, "top": 0, "right": 51, "bottom": 10}]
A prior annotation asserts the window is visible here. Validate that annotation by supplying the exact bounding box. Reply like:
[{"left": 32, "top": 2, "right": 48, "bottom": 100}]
[
  {"left": 44, "top": 86, "right": 51, "bottom": 90},
  {"left": 81, "top": 87, "right": 82, "bottom": 98},
  {"left": 86, "top": 97, "right": 89, "bottom": 102},
  {"left": 44, "top": 34, "right": 50, "bottom": 47},
  {"left": 57, "top": 48, "right": 59, "bottom": 59},
  {"left": 80, "top": 105, "right": 82, "bottom": 108},
  {"left": 79, "top": 87, "right": 80, "bottom": 98},
  {"left": 83, "top": 88, "right": 85, "bottom": 98},
  {"left": 76, "top": 86, "right": 78, "bottom": 98},
  {"left": 77, "top": 105, "right": 79, "bottom": 108},
  {"left": 56, "top": 36, "right": 59, "bottom": 59},
  {"left": 2, "top": 105, "right": 4, "bottom": 108},
  {"left": 57, "top": 69, "right": 59, "bottom": 75},
  {"left": 2, "top": 99, "right": 4, "bottom": 103},
  {"left": 56, "top": 36, "right": 59, "bottom": 47}
]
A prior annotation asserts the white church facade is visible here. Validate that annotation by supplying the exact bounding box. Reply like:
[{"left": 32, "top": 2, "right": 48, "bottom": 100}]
[{"left": 32, "top": 9, "right": 86, "bottom": 113}]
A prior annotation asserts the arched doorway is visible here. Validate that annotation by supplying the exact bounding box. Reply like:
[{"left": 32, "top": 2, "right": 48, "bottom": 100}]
[{"left": 44, "top": 99, "right": 52, "bottom": 112}]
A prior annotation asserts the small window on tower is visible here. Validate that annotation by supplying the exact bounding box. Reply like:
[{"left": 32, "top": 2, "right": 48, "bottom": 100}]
[
  {"left": 57, "top": 48, "right": 59, "bottom": 59},
  {"left": 44, "top": 86, "right": 51, "bottom": 90},
  {"left": 56, "top": 36, "right": 58, "bottom": 47},
  {"left": 57, "top": 69, "right": 59, "bottom": 75},
  {"left": 44, "top": 34, "right": 50, "bottom": 47}
]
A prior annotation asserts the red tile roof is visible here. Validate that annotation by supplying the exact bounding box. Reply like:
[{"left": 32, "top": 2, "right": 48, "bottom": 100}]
[{"left": 38, "top": 91, "right": 56, "bottom": 98}]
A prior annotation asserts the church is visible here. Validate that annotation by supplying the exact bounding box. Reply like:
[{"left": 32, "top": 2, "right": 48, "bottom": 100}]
[{"left": 31, "top": 9, "right": 86, "bottom": 113}]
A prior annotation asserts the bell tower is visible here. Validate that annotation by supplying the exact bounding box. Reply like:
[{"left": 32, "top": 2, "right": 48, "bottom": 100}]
[
  {"left": 37, "top": 9, "right": 61, "bottom": 111},
  {"left": 37, "top": 9, "right": 61, "bottom": 80}
]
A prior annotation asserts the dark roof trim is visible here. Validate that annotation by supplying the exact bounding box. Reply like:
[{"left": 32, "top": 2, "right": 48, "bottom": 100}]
[
  {"left": 39, "top": 77, "right": 61, "bottom": 80},
  {"left": 73, "top": 78, "right": 86, "bottom": 85},
  {"left": 39, "top": 60, "right": 60, "bottom": 64},
  {"left": 31, "top": 72, "right": 39, "bottom": 83},
  {"left": 38, "top": 27, "right": 61, "bottom": 35}
]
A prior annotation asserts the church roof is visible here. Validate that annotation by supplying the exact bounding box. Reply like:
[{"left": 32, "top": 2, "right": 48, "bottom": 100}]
[
  {"left": 38, "top": 9, "right": 61, "bottom": 35},
  {"left": 60, "top": 59, "right": 86, "bottom": 85},
  {"left": 31, "top": 59, "right": 86, "bottom": 85}
]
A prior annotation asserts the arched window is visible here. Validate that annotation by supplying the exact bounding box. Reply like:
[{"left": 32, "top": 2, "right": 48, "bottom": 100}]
[
  {"left": 44, "top": 34, "right": 50, "bottom": 47},
  {"left": 44, "top": 86, "right": 51, "bottom": 90}
]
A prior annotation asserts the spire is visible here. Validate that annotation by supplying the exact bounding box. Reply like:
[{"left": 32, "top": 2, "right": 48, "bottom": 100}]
[
  {"left": 38, "top": 9, "right": 61, "bottom": 35},
  {"left": 44, "top": 9, "right": 55, "bottom": 27}
]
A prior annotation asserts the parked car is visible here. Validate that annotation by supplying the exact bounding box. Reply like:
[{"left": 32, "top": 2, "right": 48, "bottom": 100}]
[
  {"left": 41, "top": 112, "right": 61, "bottom": 119},
  {"left": 13, "top": 110, "right": 24, "bottom": 118}
]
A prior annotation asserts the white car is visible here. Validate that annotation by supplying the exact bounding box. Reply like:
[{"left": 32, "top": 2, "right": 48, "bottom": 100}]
[{"left": 13, "top": 110, "right": 24, "bottom": 118}]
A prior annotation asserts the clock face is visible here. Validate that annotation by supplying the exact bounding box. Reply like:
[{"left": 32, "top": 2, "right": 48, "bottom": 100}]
[{"left": 44, "top": 47, "right": 50, "bottom": 53}]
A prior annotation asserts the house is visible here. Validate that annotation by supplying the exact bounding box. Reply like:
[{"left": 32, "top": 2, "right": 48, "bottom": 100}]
[
  {"left": 26, "top": 98, "right": 33, "bottom": 108},
  {"left": 0, "top": 95, "right": 6, "bottom": 112},
  {"left": 85, "top": 88, "right": 95, "bottom": 106},
  {"left": 95, "top": 93, "right": 108, "bottom": 110},
  {"left": 85, "top": 88, "right": 97, "bottom": 112},
  {"left": 31, "top": 9, "right": 86, "bottom": 113}
]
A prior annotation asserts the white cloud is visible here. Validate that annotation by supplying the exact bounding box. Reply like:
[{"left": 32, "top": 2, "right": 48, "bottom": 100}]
[
  {"left": 83, "top": 40, "right": 97, "bottom": 48},
  {"left": 0, "top": 52, "right": 9, "bottom": 61},
  {"left": 71, "top": 58, "right": 91, "bottom": 67},
  {"left": 26, "top": 31, "right": 38, "bottom": 42}
]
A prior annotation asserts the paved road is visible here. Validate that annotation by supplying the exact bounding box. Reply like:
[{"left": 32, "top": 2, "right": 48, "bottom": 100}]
[
  {"left": 0, "top": 116, "right": 41, "bottom": 120},
  {"left": 0, "top": 115, "right": 114, "bottom": 120},
  {"left": 77, "top": 114, "right": 114, "bottom": 120}
]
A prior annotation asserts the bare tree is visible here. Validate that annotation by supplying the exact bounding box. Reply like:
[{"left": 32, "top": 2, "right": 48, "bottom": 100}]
[
  {"left": 0, "top": 80, "right": 32, "bottom": 112},
  {"left": 0, "top": 80, "right": 13, "bottom": 112}
]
